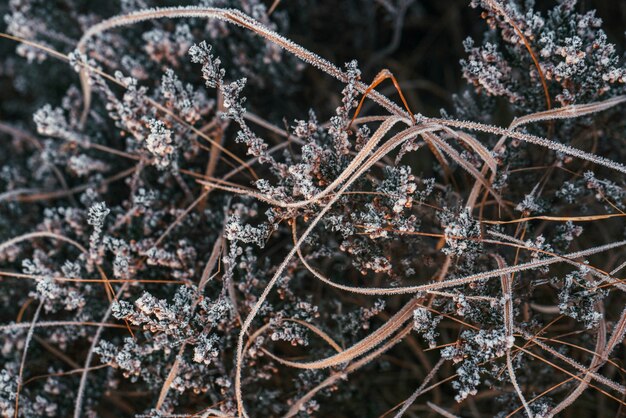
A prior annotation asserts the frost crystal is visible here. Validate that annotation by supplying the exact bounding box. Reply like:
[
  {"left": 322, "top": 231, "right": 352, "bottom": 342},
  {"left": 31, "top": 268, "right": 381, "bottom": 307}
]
[
  {"left": 146, "top": 119, "right": 176, "bottom": 169},
  {"left": 441, "top": 328, "right": 513, "bottom": 402},
  {"left": 412, "top": 307, "right": 441, "bottom": 348},
  {"left": 189, "top": 41, "right": 225, "bottom": 88},
  {"left": 441, "top": 208, "right": 481, "bottom": 260},
  {"left": 87, "top": 201, "right": 109, "bottom": 246}
]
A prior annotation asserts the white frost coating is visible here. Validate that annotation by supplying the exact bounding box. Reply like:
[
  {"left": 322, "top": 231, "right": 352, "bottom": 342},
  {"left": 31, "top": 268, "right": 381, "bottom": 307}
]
[
  {"left": 433, "top": 117, "right": 626, "bottom": 175},
  {"left": 76, "top": 6, "right": 409, "bottom": 122}
]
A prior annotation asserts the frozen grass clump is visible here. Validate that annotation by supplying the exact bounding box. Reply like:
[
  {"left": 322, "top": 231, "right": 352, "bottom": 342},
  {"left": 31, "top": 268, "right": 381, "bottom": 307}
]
[{"left": 1, "top": 0, "right": 626, "bottom": 417}]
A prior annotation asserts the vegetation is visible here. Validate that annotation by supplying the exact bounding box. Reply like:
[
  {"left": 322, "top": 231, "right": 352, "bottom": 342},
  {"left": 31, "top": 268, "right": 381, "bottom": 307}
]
[{"left": 1, "top": 0, "right": 626, "bottom": 416}]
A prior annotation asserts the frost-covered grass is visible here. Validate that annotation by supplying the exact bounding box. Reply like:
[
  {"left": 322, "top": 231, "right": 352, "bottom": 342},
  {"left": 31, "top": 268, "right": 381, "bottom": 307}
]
[{"left": 1, "top": 0, "right": 626, "bottom": 417}]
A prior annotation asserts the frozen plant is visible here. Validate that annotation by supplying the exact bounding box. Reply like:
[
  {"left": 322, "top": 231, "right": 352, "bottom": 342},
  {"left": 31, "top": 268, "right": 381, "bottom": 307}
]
[{"left": 2, "top": 0, "right": 626, "bottom": 417}]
